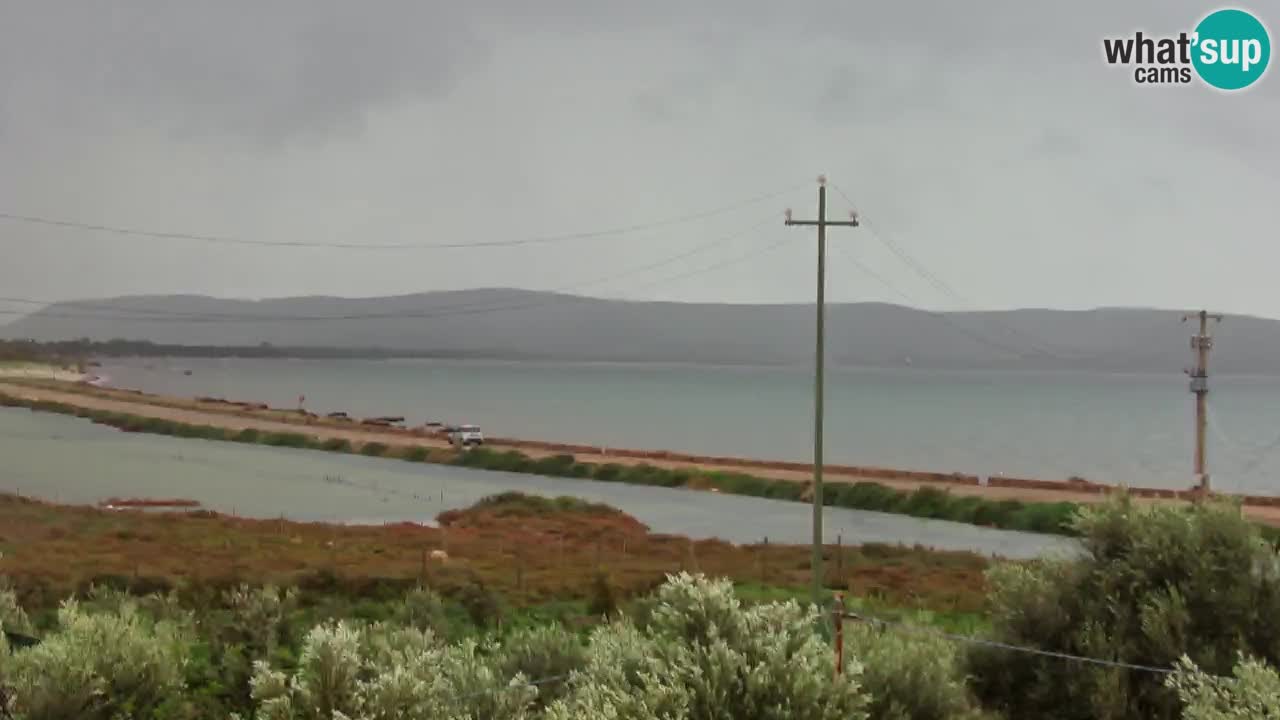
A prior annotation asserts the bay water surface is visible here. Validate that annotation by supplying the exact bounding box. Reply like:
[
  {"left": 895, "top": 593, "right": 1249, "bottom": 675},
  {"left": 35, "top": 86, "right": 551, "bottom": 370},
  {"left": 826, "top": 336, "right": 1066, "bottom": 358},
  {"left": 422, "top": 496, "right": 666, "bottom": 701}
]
[
  {"left": 95, "top": 358, "right": 1280, "bottom": 495},
  {"left": 0, "top": 408, "right": 1074, "bottom": 558}
]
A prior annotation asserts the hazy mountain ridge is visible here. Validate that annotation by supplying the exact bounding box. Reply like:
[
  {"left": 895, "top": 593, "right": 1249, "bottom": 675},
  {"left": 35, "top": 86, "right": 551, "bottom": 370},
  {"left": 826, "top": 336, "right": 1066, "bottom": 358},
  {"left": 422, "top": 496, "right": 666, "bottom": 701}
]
[{"left": 5, "top": 289, "right": 1278, "bottom": 374}]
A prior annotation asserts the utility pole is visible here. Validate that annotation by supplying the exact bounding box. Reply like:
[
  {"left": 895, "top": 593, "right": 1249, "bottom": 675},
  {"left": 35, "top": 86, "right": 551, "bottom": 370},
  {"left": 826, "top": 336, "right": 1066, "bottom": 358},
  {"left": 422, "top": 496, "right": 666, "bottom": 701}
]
[
  {"left": 1183, "top": 310, "right": 1223, "bottom": 494},
  {"left": 785, "top": 175, "right": 859, "bottom": 608}
]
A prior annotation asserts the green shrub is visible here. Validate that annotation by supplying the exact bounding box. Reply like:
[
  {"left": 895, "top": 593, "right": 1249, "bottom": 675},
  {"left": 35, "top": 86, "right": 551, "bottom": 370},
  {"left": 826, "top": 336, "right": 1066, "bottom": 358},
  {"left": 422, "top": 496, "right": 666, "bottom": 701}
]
[
  {"left": 3, "top": 598, "right": 189, "bottom": 719},
  {"left": 319, "top": 437, "right": 353, "bottom": 453},
  {"left": 359, "top": 442, "right": 389, "bottom": 457},
  {"left": 593, "top": 464, "right": 624, "bottom": 482},
  {"left": 1169, "top": 655, "right": 1280, "bottom": 720},
  {"left": 262, "top": 432, "right": 311, "bottom": 448},
  {"left": 493, "top": 625, "right": 586, "bottom": 709},
  {"left": 459, "top": 581, "right": 504, "bottom": 630},
  {"left": 839, "top": 483, "right": 904, "bottom": 512},
  {"left": 970, "top": 499, "right": 1023, "bottom": 528},
  {"left": 931, "top": 495, "right": 983, "bottom": 524},
  {"left": 493, "top": 450, "right": 533, "bottom": 473},
  {"left": 970, "top": 494, "right": 1280, "bottom": 720},
  {"left": 549, "top": 573, "right": 870, "bottom": 719},
  {"left": 664, "top": 470, "right": 693, "bottom": 488},
  {"left": 618, "top": 464, "right": 665, "bottom": 486},
  {"left": 394, "top": 585, "right": 450, "bottom": 638},
  {"left": 530, "top": 454, "right": 577, "bottom": 476},
  {"left": 845, "top": 615, "right": 983, "bottom": 720},
  {"left": 1010, "top": 501, "right": 1077, "bottom": 534},
  {"left": 466, "top": 492, "right": 617, "bottom": 518},
  {"left": 708, "top": 472, "right": 774, "bottom": 497},
  {"left": 403, "top": 446, "right": 430, "bottom": 462},
  {"left": 248, "top": 621, "right": 536, "bottom": 720},
  {"left": 901, "top": 487, "right": 955, "bottom": 519},
  {"left": 452, "top": 447, "right": 496, "bottom": 467},
  {"left": 232, "top": 428, "right": 261, "bottom": 443},
  {"left": 1, "top": 580, "right": 32, "bottom": 635},
  {"left": 586, "top": 571, "right": 621, "bottom": 620},
  {"left": 762, "top": 479, "right": 805, "bottom": 500}
]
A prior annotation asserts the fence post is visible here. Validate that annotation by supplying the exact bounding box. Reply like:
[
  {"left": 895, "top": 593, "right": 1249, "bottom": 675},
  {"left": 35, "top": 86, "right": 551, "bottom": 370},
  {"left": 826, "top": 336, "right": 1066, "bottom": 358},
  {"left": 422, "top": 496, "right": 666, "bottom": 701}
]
[
  {"left": 833, "top": 592, "right": 845, "bottom": 677},
  {"left": 761, "top": 537, "right": 769, "bottom": 583}
]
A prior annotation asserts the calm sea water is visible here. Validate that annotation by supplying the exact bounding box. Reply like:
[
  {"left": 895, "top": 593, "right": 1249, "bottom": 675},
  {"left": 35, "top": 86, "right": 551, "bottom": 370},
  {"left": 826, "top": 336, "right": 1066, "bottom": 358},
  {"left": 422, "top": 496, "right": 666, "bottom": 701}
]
[
  {"left": 0, "top": 409, "right": 1073, "bottom": 558},
  {"left": 95, "top": 358, "right": 1280, "bottom": 495}
]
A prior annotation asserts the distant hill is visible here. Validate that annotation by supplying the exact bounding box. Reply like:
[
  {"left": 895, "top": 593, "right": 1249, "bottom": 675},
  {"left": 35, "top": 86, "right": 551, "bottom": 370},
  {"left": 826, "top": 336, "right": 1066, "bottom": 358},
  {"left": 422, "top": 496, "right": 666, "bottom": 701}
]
[{"left": 4, "top": 289, "right": 1279, "bottom": 374}]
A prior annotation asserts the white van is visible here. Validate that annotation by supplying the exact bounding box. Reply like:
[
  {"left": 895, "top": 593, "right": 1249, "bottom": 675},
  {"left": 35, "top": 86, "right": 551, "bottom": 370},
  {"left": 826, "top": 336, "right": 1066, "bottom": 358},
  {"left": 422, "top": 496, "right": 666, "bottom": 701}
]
[{"left": 447, "top": 424, "right": 484, "bottom": 447}]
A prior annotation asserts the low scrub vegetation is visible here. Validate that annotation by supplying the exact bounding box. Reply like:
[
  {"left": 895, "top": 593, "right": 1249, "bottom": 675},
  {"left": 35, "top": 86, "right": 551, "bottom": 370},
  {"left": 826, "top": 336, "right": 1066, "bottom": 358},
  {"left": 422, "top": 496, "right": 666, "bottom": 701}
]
[
  {"left": 0, "top": 574, "right": 950, "bottom": 720},
  {"left": 4, "top": 491, "right": 1280, "bottom": 718}
]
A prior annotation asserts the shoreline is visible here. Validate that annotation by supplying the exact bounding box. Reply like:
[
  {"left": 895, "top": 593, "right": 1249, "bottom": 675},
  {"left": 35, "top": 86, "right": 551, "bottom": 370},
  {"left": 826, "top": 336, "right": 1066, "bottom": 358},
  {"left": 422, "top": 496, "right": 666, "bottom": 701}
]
[{"left": 3, "top": 376, "right": 1280, "bottom": 529}]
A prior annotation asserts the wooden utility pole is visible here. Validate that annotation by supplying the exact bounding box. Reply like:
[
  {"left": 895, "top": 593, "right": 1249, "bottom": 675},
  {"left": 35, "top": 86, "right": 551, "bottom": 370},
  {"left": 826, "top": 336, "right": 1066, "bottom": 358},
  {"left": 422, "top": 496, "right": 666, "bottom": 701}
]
[
  {"left": 1183, "top": 310, "right": 1223, "bottom": 494},
  {"left": 785, "top": 175, "right": 859, "bottom": 608}
]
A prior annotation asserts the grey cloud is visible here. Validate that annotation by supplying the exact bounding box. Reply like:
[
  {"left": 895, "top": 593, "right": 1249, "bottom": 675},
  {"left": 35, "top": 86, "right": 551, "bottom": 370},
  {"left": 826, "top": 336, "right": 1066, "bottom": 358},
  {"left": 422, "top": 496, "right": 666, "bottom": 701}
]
[
  {"left": 0, "top": 1, "right": 1277, "bottom": 319},
  {"left": 1033, "top": 130, "right": 1083, "bottom": 156},
  {"left": 0, "top": 2, "right": 486, "bottom": 144}
]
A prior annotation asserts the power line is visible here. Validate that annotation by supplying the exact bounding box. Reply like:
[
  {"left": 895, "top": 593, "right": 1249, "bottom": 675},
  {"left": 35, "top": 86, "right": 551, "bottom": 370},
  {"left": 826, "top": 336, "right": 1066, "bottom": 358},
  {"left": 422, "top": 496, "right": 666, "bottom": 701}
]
[
  {"left": 0, "top": 222, "right": 788, "bottom": 326},
  {"left": 1235, "top": 432, "right": 1280, "bottom": 477},
  {"left": 0, "top": 216, "right": 779, "bottom": 323},
  {"left": 0, "top": 183, "right": 805, "bottom": 251},
  {"left": 1206, "top": 404, "right": 1280, "bottom": 479},
  {"left": 828, "top": 184, "right": 1190, "bottom": 367},
  {"left": 829, "top": 243, "right": 1045, "bottom": 359},
  {"left": 840, "top": 611, "right": 1177, "bottom": 675},
  {"left": 828, "top": 185, "right": 1071, "bottom": 360}
]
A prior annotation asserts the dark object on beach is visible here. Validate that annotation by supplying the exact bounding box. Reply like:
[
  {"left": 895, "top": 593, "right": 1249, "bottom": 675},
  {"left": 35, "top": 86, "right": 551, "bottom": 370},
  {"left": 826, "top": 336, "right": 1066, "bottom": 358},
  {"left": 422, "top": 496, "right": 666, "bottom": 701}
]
[
  {"left": 183, "top": 370, "right": 193, "bottom": 376},
  {"left": 372, "top": 416, "right": 405, "bottom": 424},
  {"left": 326, "top": 411, "right": 349, "bottom": 419},
  {"left": 361, "top": 418, "right": 395, "bottom": 427}
]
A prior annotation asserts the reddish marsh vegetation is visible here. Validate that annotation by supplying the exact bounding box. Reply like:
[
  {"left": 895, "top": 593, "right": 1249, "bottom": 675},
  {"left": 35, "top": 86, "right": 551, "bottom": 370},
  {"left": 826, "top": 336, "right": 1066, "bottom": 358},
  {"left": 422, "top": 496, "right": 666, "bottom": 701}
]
[{"left": 0, "top": 491, "right": 989, "bottom": 614}]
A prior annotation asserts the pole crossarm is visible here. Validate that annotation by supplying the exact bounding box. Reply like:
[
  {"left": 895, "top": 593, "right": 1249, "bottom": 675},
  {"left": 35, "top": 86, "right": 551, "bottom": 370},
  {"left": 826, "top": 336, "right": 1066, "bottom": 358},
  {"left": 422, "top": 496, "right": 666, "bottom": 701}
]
[{"left": 785, "top": 219, "right": 860, "bottom": 228}]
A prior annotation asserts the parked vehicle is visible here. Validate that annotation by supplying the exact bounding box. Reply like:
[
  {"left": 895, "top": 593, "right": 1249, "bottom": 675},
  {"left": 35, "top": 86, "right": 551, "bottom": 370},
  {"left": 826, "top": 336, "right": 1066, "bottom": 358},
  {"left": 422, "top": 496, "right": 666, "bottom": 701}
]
[{"left": 447, "top": 424, "right": 484, "bottom": 447}]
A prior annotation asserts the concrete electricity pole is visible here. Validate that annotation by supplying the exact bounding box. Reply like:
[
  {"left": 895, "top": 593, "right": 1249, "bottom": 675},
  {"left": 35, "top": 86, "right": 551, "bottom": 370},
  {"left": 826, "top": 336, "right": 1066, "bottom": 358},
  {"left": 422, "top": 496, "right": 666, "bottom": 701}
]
[
  {"left": 1183, "top": 310, "right": 1223, "bottom": 494},
  {"left": 785, "top": 175, "right": 859, "bottom": 608}
]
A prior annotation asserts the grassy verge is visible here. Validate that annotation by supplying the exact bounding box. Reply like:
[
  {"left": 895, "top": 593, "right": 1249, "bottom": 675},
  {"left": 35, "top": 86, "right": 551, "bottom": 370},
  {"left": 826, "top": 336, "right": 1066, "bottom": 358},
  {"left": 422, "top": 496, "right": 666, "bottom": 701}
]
[{"left": 4, "top": 391, "right": 1079, "bottom": 537}]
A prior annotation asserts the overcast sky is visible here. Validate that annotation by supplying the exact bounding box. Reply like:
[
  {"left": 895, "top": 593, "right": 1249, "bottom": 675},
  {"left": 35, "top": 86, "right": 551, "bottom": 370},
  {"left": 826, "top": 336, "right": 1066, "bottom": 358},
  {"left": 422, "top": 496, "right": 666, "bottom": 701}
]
[{"left": 1, "top": 1, "right": 1277, "bottom": 318}]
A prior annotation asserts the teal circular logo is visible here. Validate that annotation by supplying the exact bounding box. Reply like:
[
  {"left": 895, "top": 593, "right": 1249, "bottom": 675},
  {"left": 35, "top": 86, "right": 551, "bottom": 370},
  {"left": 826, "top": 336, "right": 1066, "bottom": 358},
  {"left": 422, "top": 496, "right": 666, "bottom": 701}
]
[{"left": 1192, "top": 9, "right": 1271, "bottom": 90}]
